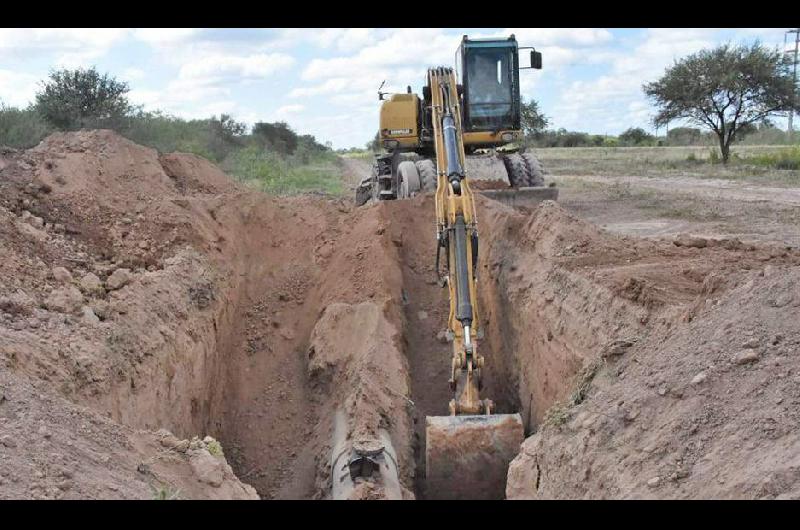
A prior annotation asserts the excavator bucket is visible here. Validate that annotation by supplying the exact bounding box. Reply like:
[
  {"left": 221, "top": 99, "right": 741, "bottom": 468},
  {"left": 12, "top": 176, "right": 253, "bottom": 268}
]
[
  {"left": 462, "top": 155, "right": 559, "bottom": 207},
  {"left": 478, "top": 186, "right": 559, "bottom": 208},
  {"left": 425, "top": 413, "right": 524, "bottom": 500}
]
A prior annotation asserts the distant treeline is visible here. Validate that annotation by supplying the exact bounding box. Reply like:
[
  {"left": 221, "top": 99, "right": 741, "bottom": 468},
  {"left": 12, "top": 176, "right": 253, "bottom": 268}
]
[
  {"left": 337, "top": 123, "right": 796, "bottom": 156},
  {"left": 524, "top": 123, "right": 796, "bottom": 149},
  {"left": 0, "top": 102, "right": 331, "bottom": 163}
]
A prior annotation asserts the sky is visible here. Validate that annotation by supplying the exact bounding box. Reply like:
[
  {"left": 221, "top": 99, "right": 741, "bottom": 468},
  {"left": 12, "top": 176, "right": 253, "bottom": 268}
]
[{"left": 0, "top": 28, "right": 795, "bottom": 149}]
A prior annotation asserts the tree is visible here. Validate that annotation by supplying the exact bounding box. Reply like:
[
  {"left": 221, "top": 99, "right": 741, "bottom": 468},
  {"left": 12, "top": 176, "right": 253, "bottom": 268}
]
[
  {"left": 644, "top": 42, "right": 799, "bottom": 163},
  {"left": 35, "top": 67, "right": 133, "bottom": 130},
  {"left": 200, "top": 114, "right": 248, "bottom": 161},
  {"left": 619, "top": 127, "right": 655, "bottom": 146},
  {"left": 211, "top": 114, "right": 247, "bottom": 140},
  {"left": 252, "top": 121, "right": 298, "bottom": 154},
  {"left": 666, "top": 127, "right": 707, "bottom": 146},
  {"left": 520, "top": 97, "right": 549, "bottom": 137}
]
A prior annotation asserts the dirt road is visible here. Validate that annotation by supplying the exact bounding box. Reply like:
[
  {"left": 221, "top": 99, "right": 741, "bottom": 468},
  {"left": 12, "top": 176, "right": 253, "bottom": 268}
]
[
  {"left": 337, "top": 156, "right": 371, "bottom": 192},
  {"left": 552, "top": 173, "right": 800, "bottom": 247}
]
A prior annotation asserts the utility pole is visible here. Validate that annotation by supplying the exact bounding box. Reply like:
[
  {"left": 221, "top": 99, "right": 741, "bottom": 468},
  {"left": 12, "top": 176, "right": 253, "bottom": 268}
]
[{"left": 786, "top": 29, "right": 799, "bottom": 140}]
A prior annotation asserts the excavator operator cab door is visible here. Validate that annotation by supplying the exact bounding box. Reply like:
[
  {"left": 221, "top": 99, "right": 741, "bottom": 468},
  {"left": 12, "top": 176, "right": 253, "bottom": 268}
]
[{"left": 458, "top": 36, "right": 521, "bottom": 133}]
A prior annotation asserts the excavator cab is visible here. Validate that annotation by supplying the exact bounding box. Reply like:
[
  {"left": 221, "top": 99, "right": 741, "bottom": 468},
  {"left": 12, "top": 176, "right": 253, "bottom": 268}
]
[
  {"left": 458, "top": 36, "right": 521, "bottom": 134},
  {"left": 456, "top": 34, "right": 542, "bottom": 150}
]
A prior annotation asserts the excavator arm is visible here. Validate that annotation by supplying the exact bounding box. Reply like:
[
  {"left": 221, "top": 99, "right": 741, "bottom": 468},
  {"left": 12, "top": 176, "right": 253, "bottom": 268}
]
[
  {"left": 428, "top": 67, "right": 487, "bottom": 415},
  {"left": 424, "top": 67, "right": 524, "bottom": 499}
]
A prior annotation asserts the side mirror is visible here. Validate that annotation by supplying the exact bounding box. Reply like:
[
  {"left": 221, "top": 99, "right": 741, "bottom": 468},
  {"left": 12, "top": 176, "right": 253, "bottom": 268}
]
[{"left": 530, "top": 50, "right": 542, "bottom": 70}]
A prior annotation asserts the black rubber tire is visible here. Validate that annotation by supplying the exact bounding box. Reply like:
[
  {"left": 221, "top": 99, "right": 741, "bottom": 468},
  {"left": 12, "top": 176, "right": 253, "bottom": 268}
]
[
  {"left": 502, "top": 153, "right": 531, "bottom": 188},
  {"left": 521, "top": 153, "right": 546, "bottom": 187},
  {"left": 415, "top": 159, "right": 437, "bottom": 192}
]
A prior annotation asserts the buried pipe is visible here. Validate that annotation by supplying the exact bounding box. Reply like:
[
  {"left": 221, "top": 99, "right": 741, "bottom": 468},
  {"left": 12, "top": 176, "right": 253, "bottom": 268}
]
[{"left": 330, "top": 409, "right": 403, "bottom": 500}]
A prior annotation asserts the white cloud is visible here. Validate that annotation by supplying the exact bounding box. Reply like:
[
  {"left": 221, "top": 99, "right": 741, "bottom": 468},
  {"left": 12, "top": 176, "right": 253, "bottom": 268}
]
[
  {"left": 293, "top": 29, "right": 614, "bottom": 111},
  {"left": 306, "top": 28, "right": 376, "bottom": 52},
  {"left": 132, "top": 28, "right": 200, "bottom": 46},
  {"left": 274, "top": 104, "right": 304, "bottom": 118},
  {"left": 496, "top": 28, "right": 614, "bottom": 47},
  {"left": 0, "top": 28, "right": 129, "bottom": 65},
  {"left": 196, "top": 100, "right": 238, "bottom": 118},
  {"left": 178, "top": 52, "right": 295, "bottom": 83},
  {"left": 278, "top": 108, "right": 376, "bottom": 149},
  {"left": 129, "top": 78, "right": 229, "bottom": 113},
  {"left": 302, "top": 29, "right": 459, "bottom": 81},
  {"left": 0, "top": 70, "right": 40, "bottom": 108},
  {"left": 122, "top": 67, "right": 146, "bottom": 81},
  {"left": 0, "top": 28, "right": 128, "bottom": 53},
  {"left": 127, "top": 88, "right": 161, "bottom": 107}
]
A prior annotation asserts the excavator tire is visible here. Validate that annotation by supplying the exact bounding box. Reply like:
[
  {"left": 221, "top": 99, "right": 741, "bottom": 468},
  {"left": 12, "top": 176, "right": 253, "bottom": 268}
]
[
  {"left": 521, "top": 153, "right": 546, "bottom": 187},
  {"left": 397, "top": 161, "right": 421, "bottom": 198},
  {"left": 502, "top": 153, "right": 531, "bottom": 188},
  {"left": 415, "top": 159, "right": 437, "bottom": 192}
]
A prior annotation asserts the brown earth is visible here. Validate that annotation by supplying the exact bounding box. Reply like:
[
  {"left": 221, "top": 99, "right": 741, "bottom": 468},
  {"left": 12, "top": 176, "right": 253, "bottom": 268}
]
[{"left": 2, "top": 130, "right": 800, "bottom": 500}]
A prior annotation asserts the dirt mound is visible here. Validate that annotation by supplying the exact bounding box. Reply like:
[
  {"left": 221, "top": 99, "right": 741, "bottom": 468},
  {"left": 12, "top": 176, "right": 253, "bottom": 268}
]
[
  {"left": 487, "top": 202, "right": 800, "bottom": 499},
  {"left": 0, "top": 369, "right": 257, "bottom": 499},
  {"left": 0, "top": 130, "right": 259, "bottom": 498}
]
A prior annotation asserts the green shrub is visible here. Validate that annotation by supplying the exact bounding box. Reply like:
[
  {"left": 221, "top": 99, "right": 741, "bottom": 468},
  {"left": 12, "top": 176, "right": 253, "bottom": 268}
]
[
  {"left": 224, "top": 145, "right": 343, "bottom": 196},
  {"left": 151, "top": 484, "right": 181, "bottom": 500},
  {"left": 619, "top": 127, "right": 656, "bottom": 146},
  {"left": 0, "top": 103, "right": 53, "bottom": 148},
  {"left": 743, "top": 146, "right": 800, "bottom": 170},
  {"left": 35, "top": 67, "right": 133, "bottom": 130},
  {"left": 206, "top": 439, "right": 223, "bottom": 457},
  {"left": 121, "top": 111, "right": 245, "bottom": 163}
]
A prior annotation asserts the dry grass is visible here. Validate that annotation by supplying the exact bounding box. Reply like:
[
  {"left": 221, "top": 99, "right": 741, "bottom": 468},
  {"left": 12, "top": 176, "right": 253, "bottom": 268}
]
[
  {"left": 542, "top": 358, "right": 605, "bottom": 429},
  {"left": 536, "top": 145, "right": 800, "bottom": 186}
]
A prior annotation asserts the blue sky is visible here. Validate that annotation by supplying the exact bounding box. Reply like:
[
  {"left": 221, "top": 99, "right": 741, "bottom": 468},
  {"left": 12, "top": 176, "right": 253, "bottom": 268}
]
[{"left": 0, "top": 28, "right": 794, "bottom": 149}]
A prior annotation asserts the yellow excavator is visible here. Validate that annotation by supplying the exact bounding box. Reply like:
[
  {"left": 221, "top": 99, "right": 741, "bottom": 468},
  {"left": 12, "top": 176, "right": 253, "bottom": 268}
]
[
  {"left": 354, "top": 35, "right": 557, "bottom": 499},
  {"left": 355, "top": 34, "right": 558, "bottom": 209}
]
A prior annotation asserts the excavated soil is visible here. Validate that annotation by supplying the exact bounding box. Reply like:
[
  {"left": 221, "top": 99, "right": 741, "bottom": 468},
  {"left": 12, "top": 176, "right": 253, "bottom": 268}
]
[{"left": 2, "top": 130, "right": 800, "bottom": 499}]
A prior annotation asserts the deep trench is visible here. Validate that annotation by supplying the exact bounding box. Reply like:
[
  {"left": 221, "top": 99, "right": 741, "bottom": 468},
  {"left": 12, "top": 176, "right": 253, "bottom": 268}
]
[
  {"left": 116, "top": 197, "right": 572, "bottom": 500},
  {"left": 391, "top": 202, "right": 526, "bottom": 499}
]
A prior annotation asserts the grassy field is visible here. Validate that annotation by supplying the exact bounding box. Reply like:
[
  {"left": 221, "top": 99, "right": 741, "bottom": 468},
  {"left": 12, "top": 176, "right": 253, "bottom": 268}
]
[
  {"left": 535, "top": 145, "right": 800, "bottom": 186},
  {"left": 224, "top": 146, "right": 346, "bottom": 196},
  {"left": 339, "top": 150, "right": 373, "bottom": 160}
]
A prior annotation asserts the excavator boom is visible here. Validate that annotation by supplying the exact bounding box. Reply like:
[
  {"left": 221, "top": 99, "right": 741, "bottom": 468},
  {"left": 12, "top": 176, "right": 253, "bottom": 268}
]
[{"left": 423, "top": 67, "right": 524, "bottom": 500}]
